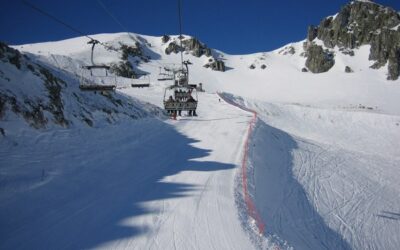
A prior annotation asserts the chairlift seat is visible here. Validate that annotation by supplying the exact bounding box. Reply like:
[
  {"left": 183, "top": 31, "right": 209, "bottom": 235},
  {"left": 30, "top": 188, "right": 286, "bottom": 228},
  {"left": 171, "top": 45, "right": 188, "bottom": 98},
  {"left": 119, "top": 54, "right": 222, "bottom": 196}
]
[
  {"left": 131, "top": 84, "right": 150, "bottom": 88},
  {"left": 79, "top": 85, "right": 116, "bottom": 91},
  {"left": 164, "top": 100, "right": 197, "bottom": 111},
  {"left": 83, "top": 65, "right": 111, "bottom": 70}
]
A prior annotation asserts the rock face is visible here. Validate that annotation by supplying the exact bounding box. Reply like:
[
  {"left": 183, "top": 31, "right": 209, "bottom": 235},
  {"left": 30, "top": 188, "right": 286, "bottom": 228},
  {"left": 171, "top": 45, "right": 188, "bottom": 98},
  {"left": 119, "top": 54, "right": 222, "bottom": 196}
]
[
  {"left": 161, "top": 35, "right": 170, "bottom": 43},
  {"left": 165, "top": 42, "right": 182, "bottom": 55},
  {"left": 164, "top": 36, "right": 226, "bottom": 71},
  {"left": 279, "top": 45, "right": 296, "bottom": 55},
  {"left": 204, "top": 60, "right": 225, "bottom": 72},
  {"left": 211, "top": 60, "right": 225, "bottom": 72},
  {"left": 305, "top": 44, "right": 335, "bottom": 73},
  {"left": 120, "top": 43, "right": 143, "bottom": 60},
  {"left": 181, "top": 38, "right": 212, "bottom": 57},
  {"left": 306, "top": 0, "right": 400, "bottom": 80},
  {"left": 110, "top": 43, "right": 150, "bottom": 79},
  {"left": 345, "top": 65, "right": 354, "bottom": 73},
  {"left": 307, "top": 25, "right": 318, "bottom": 41},
  {"left": 111, "top": 61, "right": 137, "bottom": 78},
  {"left": 0, "top": 43, "right": 68, "bottom": 128},
  {"left": 164, "top": 37, "right": 212, "bottom": 58}
]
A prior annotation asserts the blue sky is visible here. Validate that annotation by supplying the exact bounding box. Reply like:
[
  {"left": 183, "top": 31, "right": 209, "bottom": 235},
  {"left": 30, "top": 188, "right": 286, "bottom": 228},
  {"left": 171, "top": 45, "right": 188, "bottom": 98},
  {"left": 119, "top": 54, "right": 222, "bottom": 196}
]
[{"left": 1, "top": 0, "right": 400, "bottom": 54}]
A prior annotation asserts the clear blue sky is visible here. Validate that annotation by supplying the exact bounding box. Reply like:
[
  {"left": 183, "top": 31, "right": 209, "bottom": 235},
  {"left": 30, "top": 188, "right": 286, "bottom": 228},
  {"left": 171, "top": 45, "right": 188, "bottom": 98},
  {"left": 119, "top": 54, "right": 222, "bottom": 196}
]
[{"left": 1, "top": 0, "right": 399, "bottom": 54}]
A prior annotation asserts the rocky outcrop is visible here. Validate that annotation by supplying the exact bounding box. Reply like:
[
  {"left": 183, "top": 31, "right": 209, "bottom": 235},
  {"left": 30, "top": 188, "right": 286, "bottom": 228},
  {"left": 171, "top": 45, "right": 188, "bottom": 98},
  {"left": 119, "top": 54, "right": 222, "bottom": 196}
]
[
  {"left": 164, "top": 36, "right": 225, "bottom": 71},
  {"left": 305, "top": 44, "right": 335, "bottom": 73},
  {"left": 161, "top": 35, "right": 170, "bottom": 43},
  {"left": 204, "top": 60, "right": 225, "bottom": 72},
  {"left": 109, "top": 42, "right": 151, "bottom": 79},
  {"left": 212, "top": 60, "right": 225, "bottom": 72},
  {"left": 164, "top": 37, "right": 212, "bottom": 58},
  {"left": 306, "top": 0, "right": 400, "bottom": 80},
  {"left": 165, "top": 42, "right": 183, "bottom": 55},
  {"left": 279, "top": 45, "right": 296, "bottom": 55},
  {"left": 0, "top": 42, "right": 23, "bottom": 69},
  {"left": 369, "top": 29, "right": 400, "bottom": 70},
  {"left": 388, "top": 49, "right": 400, "bottom": 80},
  {"left": 119, "top": 42, "right": 149, "bottom": 62},
  {"left": 307, "top": 25, "right": 318, "bottom": 41},
  {"left": 345, "top": 66, "right": 354, "bottom": 73},
  {"left": 110, "top": 61, "right": 137, "bottom": 78},
  {"left": 181, "top": 38, "right": 212, "bottom": 57},
  {"left": 0, "top": 43, "right": 68, "bottom": 128}
]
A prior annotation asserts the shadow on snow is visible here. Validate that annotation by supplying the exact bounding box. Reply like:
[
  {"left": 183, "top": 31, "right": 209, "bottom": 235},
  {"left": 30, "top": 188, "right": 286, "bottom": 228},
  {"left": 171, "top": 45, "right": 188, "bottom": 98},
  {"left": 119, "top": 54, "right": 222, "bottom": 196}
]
[
  {"left": 0, "top": 119, "right": 235, "bottom": 249},
  {"left": 249, "top": 119, "right": 351, "bottom": 250},
  {"left": 376, "top": 211, "right": 400, "bottom": 221}
]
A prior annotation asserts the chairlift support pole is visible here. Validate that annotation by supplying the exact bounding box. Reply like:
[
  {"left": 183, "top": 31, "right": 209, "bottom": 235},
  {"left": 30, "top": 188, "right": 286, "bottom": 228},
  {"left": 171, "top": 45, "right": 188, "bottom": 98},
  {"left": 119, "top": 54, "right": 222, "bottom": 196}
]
[{"left": 87, "top": 39, "right": 100, "bottom": 66}]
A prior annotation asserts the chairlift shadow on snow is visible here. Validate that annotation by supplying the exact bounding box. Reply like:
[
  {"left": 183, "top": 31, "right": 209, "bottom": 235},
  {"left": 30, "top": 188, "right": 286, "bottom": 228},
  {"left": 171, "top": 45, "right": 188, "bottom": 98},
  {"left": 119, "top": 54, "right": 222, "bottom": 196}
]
[{"left": 0, "top": 118, "right": 236, "bottom": 249}]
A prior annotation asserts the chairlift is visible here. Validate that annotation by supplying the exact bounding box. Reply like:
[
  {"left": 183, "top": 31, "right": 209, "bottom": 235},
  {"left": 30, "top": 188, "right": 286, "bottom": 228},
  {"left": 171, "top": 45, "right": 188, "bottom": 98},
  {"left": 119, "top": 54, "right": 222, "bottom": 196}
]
[
  {"left": 157, "top": 67, "right": 174, "bottom": 81},
  {"left": 163, "top": 85, "right": 198, "bottom": 117},
  {"left": 163, "top": 61, "right": 198, "bottom": 116},
  {"left": 79, "top": 39, "right": 116, "bottom": 91},
  {"left": 131, "top": 73, "right": 151, "bottom": 88},
  {"left": 162, "top": 0, "right": 199, "bottom": 117}
]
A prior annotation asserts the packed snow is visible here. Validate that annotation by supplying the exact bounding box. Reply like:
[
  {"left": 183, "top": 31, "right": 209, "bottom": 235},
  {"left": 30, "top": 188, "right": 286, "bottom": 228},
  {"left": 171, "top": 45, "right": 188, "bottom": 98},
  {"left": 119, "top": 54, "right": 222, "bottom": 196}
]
[{"left": 1, "top": 32, "right": 400, "bottom": 249}]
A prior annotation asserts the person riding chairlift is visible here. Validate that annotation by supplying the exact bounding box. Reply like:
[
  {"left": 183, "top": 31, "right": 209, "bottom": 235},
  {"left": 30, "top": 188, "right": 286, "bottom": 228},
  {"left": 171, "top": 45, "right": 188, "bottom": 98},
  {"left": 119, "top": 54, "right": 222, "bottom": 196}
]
[
  {"left": 187, "top": 95, "right": 195, "bottom": 102},
  {"left": 166, "top": 95, "right": 175, "bottom": 115},
  {"left": 187, "top": 95, "right": 197, "bottom": 116}
]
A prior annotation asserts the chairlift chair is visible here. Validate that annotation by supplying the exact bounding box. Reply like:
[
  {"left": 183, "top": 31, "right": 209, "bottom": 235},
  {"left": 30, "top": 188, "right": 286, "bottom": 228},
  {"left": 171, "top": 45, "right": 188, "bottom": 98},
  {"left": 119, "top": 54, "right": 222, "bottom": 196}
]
[
  {"left": 163, "top": 62, "right": 198, "bottom": 116},
  {"left": 79, "top": 39, "right": 117, "bottom": 91},
  {"left": 163, "top": 86, "right": 198, "bottom": 116},
  {"left": 157, "top": 67, "right": 174, "bottom": 81},
  {"left": 131, "top": 73, "right": 151, "bottom": 88}
]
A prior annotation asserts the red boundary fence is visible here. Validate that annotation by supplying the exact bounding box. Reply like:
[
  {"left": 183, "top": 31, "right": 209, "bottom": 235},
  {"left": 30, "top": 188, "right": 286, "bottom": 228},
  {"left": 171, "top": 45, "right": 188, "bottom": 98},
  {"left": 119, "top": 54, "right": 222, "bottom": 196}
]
[{"left": 217, "top": 93, "right": 265, "bottom": 235}]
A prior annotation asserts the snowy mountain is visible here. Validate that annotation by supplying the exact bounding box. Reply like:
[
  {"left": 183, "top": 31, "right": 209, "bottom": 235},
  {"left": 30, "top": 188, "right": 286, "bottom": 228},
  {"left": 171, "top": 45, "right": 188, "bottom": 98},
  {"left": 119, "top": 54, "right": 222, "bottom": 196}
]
[{"left": 1, "top": 1, "right": 400, "bottom": 250}]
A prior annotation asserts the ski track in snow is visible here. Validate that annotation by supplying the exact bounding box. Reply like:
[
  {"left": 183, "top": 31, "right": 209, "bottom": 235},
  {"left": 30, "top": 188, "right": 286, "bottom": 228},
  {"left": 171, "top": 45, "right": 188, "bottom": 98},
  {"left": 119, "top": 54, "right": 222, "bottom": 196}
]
[{"left": 241, "top": 100, "right": 400, "bottom": 250}]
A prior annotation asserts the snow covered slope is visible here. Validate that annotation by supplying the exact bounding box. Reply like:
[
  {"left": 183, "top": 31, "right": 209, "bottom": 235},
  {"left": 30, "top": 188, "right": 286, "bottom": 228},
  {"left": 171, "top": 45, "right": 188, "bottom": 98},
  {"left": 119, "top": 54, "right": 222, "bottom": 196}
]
[
  {"left": 0, "top": 42, "right": 163, "bottom": 133},
  {"left": 0, "top": 93, "right": 259, "bottom": 249},
  {"left": 1, "top": 3, "right": 400, "bottom": 248},
  {"left": 231, "top": 96, "right": 400, "bottom": 249}
]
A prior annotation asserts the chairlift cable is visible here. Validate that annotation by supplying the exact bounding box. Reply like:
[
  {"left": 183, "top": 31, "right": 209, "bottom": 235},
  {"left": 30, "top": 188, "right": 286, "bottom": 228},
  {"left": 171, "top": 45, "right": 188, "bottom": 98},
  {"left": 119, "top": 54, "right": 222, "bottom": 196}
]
[
  {"left": 21, "top": 0, "right": 114, "bottom": 51},
  {"left": 178, "top": 0, "right": 184, "bottom": 69},
  {"left": 21, "top": 0, "right": 95, "bottom": 41},
  {"left": 96, "top": 0, "right": 137, "bottom": 42},
  {"left": 22, "top": 0, "right": 180, "bottom": 83},
  {"left": 96, "top": 0, "right": 172, "bottom": 70}
]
